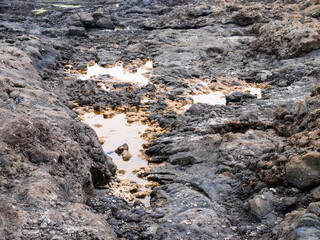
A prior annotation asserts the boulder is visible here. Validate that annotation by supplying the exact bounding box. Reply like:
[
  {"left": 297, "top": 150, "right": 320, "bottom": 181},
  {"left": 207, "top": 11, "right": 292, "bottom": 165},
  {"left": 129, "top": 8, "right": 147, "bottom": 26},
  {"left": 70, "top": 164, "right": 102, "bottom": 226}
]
[
  {"left": 66, "top": 26, "right": 86, "bottom": 37},
  {"left": 0, "top": 45, "right": 117, "bottom": 239},
  {"left": 78, "top": 12, "right": 95, "bottom": 28},
  {"left": 286, "top": 152, "right": 320, "bottom": 189},
  {"left": 231, "top": 7, "right": 265, "bottom": 26},
  {"left": 226, "top": 91, "right": 256, "bottom": 103},
  {"left": 96, "top": 16, "right": 114, "bottom": 30},
  {"left": 247, "top": 191, "right": 276, "bottom": 222}
]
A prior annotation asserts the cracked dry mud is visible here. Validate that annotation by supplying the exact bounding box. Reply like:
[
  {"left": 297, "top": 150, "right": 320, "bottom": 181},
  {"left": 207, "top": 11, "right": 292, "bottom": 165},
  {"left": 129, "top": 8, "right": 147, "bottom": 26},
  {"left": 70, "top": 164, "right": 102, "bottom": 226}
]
[{"left": 0, "top": 0, "right": 320, "bottom": 239}]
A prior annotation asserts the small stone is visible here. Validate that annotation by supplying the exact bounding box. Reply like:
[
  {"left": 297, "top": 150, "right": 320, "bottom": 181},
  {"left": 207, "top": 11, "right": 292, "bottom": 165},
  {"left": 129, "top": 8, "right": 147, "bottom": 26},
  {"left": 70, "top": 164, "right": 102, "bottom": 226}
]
[
  {"left": 115, "top": 143, "right": 129, "bottom": 154},
  {"left": 170, "top": 88, "right": 185, "bottom": 96},
  {"left": 122, "top": 150, "right": 132, "bottom": 161},
  {"left": 51, "top": 236, "right": 64, "bottom": 240},
  {"left": 134, "top": 191, "right": 148, "bottom": 199},
  {"left": 117, "top": 169, "right": 126, "bottom": 175},
  {"left": 98, "top": 137, "right": 105, "bottom": 145},
  {"left": 238, "top": 225, "right": 247, "bottom": 234},
  {"left": 312, "top": 186, "right": 320, "bottom": 200},
  {"left": 307, "top": 202, "right": 320, "bottom": 215},
  {"left": 92, "top": 8, "right": 104, "bottom": 20}
]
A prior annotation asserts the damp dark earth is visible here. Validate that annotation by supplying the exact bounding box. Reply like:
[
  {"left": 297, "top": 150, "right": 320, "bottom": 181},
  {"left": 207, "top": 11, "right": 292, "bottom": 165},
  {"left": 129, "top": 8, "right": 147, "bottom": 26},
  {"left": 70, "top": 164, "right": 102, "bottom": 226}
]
[{"left": 1, "top": 0, "right": 320, "bottom": 239}]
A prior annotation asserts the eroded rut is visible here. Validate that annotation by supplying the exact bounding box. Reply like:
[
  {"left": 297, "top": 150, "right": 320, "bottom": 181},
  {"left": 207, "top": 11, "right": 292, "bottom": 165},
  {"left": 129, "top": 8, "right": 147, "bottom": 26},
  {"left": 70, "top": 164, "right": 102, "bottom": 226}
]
[
  {"left": 1, "top": 0, "right": 320, "bottom": 239},
  {"left": 70, "top": 59, "right": 267, "bottom": 210}
]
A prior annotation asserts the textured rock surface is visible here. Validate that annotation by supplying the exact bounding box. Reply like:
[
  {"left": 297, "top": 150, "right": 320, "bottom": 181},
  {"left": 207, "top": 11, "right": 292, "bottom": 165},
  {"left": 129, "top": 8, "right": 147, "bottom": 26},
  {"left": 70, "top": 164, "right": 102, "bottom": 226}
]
[
  {"left": 1, "top": 0, "right": 320, "bottom": 239},
  {"left": 255, "top": 18, "right": 320, "bottom": 58},
  {"left": 286, "top": 152, "right": 320, "bottom": 189},
  {"left": 0, "top": 45, "right": 116, "bottom": 239},
  {"left": 277, "top": 202, "right": 320, "bottom": 240}
]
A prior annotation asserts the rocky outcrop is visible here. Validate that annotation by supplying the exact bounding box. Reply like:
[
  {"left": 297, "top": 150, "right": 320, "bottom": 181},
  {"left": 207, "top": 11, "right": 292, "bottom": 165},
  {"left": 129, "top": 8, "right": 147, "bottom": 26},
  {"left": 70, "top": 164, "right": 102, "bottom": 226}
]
[
  {"left": 255, "top": 18, "right": 320, "bottom": 58},
  {"left": 67, "top": 9, "right": 115, "bottom": 30},
  {"left": 65, "top": 8, "right": 115, "bottom": 36},
  {"left": 277, "top": 202, "right": 320, "bottom": 240},
  {"left": 142, "top": 4, "right": 222, "bottom": 29},
  {"left": 0, "top": 45, "right": 116, "bottom": 239}
]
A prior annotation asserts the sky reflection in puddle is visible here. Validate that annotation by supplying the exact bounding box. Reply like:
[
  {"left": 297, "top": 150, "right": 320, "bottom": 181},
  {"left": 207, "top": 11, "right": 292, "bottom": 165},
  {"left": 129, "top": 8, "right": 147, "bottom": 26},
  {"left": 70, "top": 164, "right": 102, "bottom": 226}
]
[
  {"left": 185, "top": 87, "right": 262, "bottom": 110},
  {"left": 80, "top": 61, "right": 153, "bottom": 86},
  {"left": 82, "top": 111, "right": 155, "bottom": 205},
  {"left": 192, "top": 91, "right": 226, "bottom": 105},
  {"left": 83, "top": 112, "right": 149, "bottom": 183}
]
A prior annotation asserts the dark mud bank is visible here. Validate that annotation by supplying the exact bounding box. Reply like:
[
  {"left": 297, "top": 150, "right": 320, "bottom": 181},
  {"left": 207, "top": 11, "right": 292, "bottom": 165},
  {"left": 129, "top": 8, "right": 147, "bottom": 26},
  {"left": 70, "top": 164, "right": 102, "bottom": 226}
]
[{"left": 1, "top": 0, "right": 320, "bottom": 239}]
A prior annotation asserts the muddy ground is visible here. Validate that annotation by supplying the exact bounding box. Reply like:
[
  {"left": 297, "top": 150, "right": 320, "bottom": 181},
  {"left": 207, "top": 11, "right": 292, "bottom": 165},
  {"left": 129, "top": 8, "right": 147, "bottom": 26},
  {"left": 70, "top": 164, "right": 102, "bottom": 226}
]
[{"left": 0, "top": 0, "right": 320, "bottom": 239}]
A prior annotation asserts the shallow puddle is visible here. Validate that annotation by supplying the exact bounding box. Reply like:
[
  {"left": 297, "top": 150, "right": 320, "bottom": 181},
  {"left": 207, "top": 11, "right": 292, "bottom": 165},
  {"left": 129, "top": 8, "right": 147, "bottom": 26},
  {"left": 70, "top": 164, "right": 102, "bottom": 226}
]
[
  {"left": 83, "top": 111, "right": 154, "bottom": 205},
  {"left": 185, "top": 87, "right": 262, "bottom": 109},
  {"left": 243, "top": 87, "right": 262, "bottom": 99},
  {"left": 191, "top": 91, "right": 226, "bottom": 105},
  {"left": 80, "top": 60, "right": 153, "bottom": 86}
]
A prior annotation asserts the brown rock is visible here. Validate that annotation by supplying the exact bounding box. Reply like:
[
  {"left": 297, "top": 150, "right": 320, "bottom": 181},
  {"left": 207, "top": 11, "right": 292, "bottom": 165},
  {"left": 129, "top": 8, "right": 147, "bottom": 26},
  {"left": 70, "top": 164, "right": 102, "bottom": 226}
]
[
  {"left": 286, "top": 151, "right": 320, "bottom": 189},
  {"left": 248, "top": 191, "right": 275, "bottom": 220},
  {"left": 0, "top": 45, "right": 117, "bottom": 238},
  {"left": 231, "top": 6, "right": 265, "bottom": 26},
  {"left": 274, "top": 107, "right": 289, "bottom": 120},
  {"left": 122, "top": 150, "right": 132, "bottom": 161},
  {"left": 304, "top": 5, "right": 320, "bottom": 18},
  {"left": 115, "top": 143, "right": 129, "bottom": 154},
  {"left": 98, "top": 137, "right": 105, "bottom": 145},
  {"left": 256, "top": 19, "right": 320, "bottom": 58}
]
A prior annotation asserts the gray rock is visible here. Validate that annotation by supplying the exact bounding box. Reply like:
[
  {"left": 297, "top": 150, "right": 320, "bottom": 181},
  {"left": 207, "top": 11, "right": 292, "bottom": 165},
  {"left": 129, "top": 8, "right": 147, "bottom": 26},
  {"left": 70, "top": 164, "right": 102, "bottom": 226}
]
[
  {"left": 187, "top": 104, "right": 205, "bottom": 115},
  {"left": 170, "top": 155, "right": 197, "bottom": 166},
  {"left": 96, "top": 17, "right": 114, "bottom": 30},
  {"left": 94, "top": 49, "right": 120, "bottom": 65},
  {"left": 277, "top": 202, "right": 320, "bottom": 240},
  {"left": 0, "top": 45, "right": 117, "bottom": 239},
  {"left": 286, "top": 151, "right": 320, "bottom": 189},
  {"left": 66, "top": 26, "right": 86, "bottom": 36},
  {"left": 247, "top": 191, "right": 276, "bottom": 222},
  {"left": 226, "top": 91, "right": 257, "bottom": 103},
  {"left": 92, "top": 7, "right": 105, "bottom": 20},
  {"left": 77, "top": 12, "right": 95, "bottom": 28}
]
